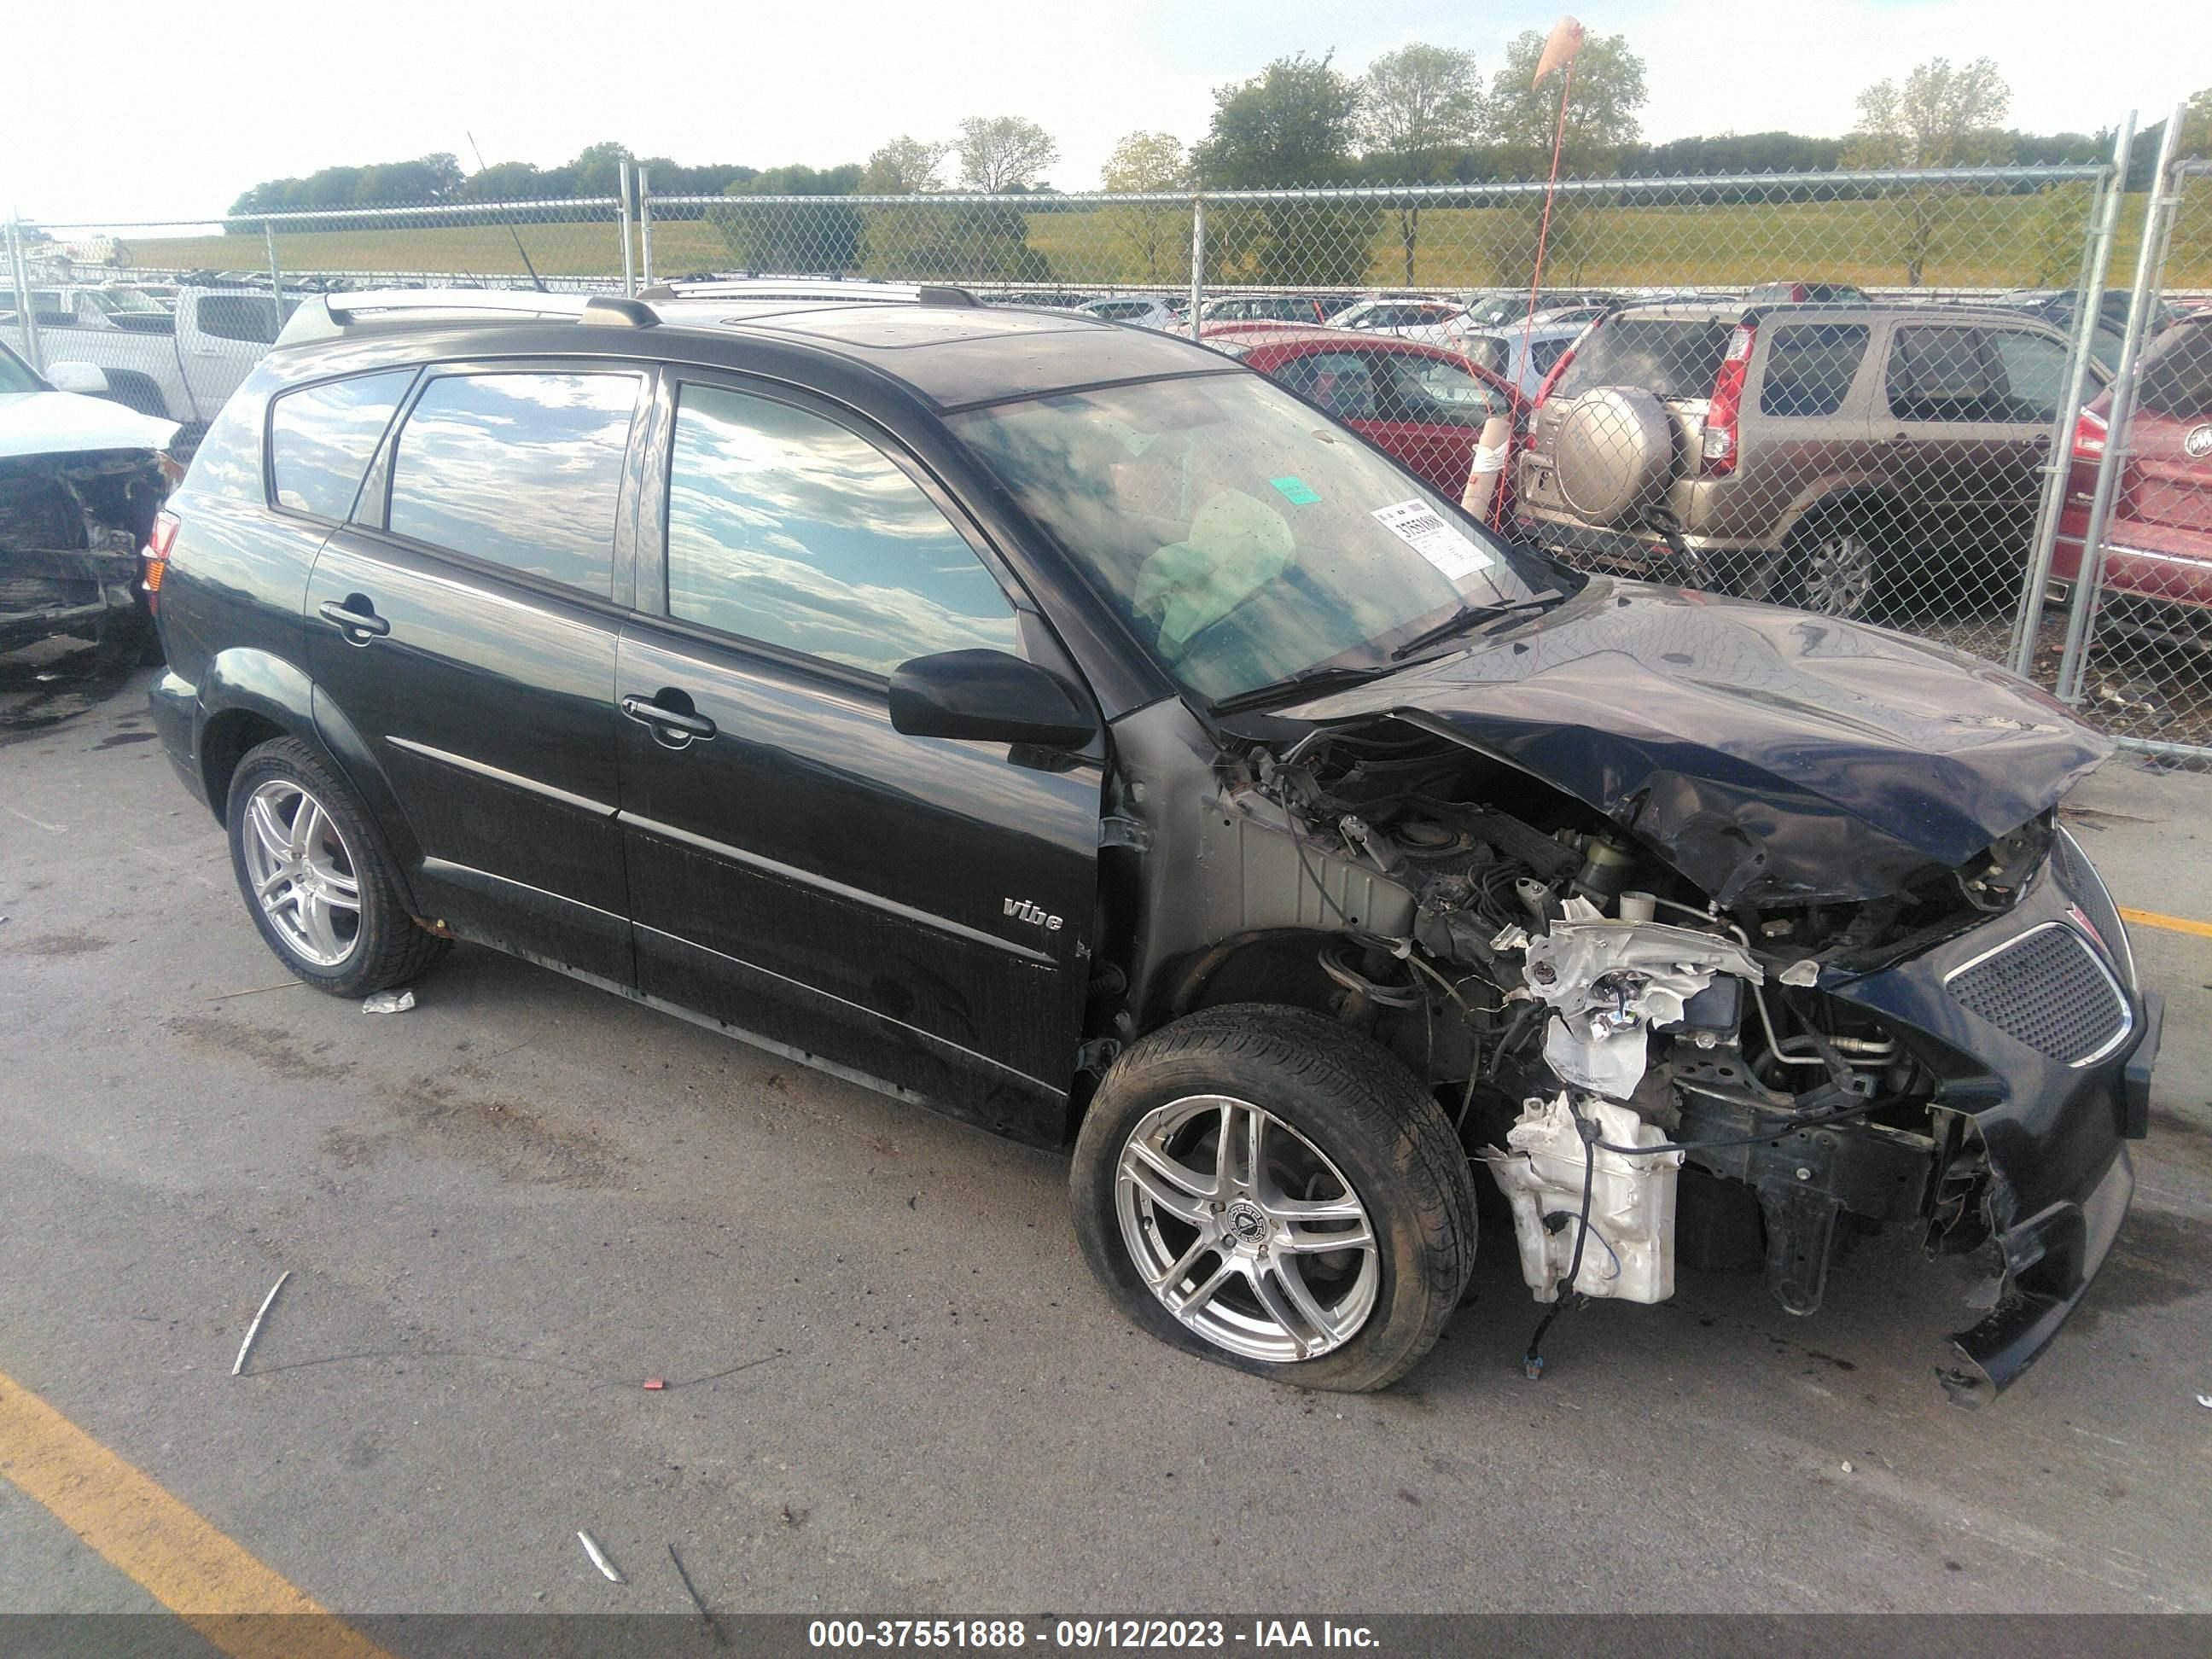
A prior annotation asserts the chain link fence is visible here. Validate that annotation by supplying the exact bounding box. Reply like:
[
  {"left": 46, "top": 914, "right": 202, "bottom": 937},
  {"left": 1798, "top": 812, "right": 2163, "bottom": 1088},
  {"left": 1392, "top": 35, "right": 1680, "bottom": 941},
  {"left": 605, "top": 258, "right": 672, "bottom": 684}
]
[
  {"left": 2043, "top": 148, "right": 2212, "bottom": 761},
  {"left": 7, "top": 148, "right": 2209, "bottom": 760}
]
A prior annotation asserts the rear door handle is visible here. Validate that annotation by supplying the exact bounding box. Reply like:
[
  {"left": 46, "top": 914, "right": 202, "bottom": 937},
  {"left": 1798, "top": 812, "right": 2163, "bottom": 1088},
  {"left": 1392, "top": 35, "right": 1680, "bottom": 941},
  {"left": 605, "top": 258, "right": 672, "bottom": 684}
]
[
  {"left": 620, "top": 693, "right": 717, "bottom": 742},
  {"left": 317, "top": 597, "right": 390, "bottom": 642}
]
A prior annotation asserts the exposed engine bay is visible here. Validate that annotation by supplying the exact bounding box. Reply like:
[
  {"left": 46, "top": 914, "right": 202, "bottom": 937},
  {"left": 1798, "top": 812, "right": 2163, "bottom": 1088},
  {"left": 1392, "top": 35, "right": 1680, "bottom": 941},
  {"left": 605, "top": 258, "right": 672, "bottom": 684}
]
[
  {"left": 0, "top": 450, "right": 171, "bottom": 658},
  {"left": 1149, "top": 714, "right": 2069, "bottom": 1362}
]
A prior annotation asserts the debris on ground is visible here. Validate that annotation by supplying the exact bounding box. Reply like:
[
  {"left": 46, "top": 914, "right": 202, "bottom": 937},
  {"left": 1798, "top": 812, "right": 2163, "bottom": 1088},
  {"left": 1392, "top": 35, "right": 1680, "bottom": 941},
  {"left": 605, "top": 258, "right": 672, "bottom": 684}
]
[
  {"left": 577, "top": 1530, "right": 624, "bottom": 1583},
  {"left": 230, "top": 1270, "right": 291, "bottom": 1377},
  {"left": 643, "top": 1377, "right": 666, "bottom": 1391},
  {"left": 2197, "top": 1394, "right": 2212, "bottom": 1410},
  {"left": 362, "top": 989, "right": 416, "bottom": 1015}
]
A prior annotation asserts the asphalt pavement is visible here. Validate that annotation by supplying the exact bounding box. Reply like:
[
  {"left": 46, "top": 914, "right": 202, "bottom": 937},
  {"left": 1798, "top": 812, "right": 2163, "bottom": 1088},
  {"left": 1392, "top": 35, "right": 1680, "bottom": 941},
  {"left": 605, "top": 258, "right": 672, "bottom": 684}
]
[{"left": 2, "top": 663, "right": 2209, "bottom": 1623}]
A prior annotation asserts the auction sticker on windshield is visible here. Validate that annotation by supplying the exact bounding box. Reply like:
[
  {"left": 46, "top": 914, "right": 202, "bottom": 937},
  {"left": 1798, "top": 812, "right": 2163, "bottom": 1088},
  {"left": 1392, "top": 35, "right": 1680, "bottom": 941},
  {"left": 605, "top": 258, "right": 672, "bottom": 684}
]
[{"left": 1371, "top": 498, "right": 1494, "bottom": 581}]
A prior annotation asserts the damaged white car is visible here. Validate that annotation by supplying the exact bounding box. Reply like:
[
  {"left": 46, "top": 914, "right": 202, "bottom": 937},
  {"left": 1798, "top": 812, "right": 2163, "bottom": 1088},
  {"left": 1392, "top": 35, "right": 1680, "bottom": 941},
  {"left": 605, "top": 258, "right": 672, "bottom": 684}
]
[{"left": 0, "top": 341, "right": 178, "bottom": 666}]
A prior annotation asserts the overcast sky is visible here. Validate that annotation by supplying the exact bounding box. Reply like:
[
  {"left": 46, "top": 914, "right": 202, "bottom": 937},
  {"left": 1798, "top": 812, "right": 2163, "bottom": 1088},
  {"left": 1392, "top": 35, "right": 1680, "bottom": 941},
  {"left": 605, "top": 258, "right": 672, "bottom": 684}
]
[{"left": 3, "top": 0, "right": 2204, "bottom": 225}]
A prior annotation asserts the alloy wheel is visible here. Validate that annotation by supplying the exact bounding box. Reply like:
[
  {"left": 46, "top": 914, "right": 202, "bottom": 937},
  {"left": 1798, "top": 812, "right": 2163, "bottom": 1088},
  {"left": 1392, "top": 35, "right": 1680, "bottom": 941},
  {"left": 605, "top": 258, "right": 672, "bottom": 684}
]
[
  {"left": 1114, "top": 1094, "right": 1379, "bottom": 1363},
  {"left": 240, "top": 778, "right": 363, "bottom": 968},
  {"left": 1800, "top": 532, "right": 1878, "bottom": 618}
]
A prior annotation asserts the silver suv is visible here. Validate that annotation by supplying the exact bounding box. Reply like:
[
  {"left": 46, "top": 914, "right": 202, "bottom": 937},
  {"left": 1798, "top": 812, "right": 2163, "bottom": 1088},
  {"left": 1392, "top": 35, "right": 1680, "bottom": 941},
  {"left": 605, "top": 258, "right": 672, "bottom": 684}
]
[{"left": 1513, "top": 301, "right": 2096, "bottom": 617}]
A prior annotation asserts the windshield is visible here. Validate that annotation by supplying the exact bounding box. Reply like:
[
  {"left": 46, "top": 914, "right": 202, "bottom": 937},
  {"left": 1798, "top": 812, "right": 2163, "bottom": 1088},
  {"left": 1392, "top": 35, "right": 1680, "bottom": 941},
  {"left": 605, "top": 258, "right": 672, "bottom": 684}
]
[
  {"left": 84, "top": 290, "right": 167, "bottom": 315},
  {"left": 0, "top": 343, "right": 41, "bottom": 394},
  {"left": 951, "top": 373, "right": 1560, "bottom": 702}
]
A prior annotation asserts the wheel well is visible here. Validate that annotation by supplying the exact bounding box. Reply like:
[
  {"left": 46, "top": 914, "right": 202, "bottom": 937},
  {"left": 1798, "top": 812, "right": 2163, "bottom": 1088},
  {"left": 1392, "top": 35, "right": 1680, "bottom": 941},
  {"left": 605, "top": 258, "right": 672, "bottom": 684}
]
[
  {"left": 199, "top": 709, "right": 288, "bottom": 825},
  {"left": 1783, "top": 488, "right": 1897, "bottom": 550},
  {"left": 1153, "top": 930, "right": 1343, "bottom": 1027}
]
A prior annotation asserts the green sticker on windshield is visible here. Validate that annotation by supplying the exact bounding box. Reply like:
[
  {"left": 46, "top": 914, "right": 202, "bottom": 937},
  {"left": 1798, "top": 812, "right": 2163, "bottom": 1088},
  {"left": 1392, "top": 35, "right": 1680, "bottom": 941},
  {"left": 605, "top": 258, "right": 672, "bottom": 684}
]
[{"left": 1269, "top": 476, "right": 1321, "bottom": 505}]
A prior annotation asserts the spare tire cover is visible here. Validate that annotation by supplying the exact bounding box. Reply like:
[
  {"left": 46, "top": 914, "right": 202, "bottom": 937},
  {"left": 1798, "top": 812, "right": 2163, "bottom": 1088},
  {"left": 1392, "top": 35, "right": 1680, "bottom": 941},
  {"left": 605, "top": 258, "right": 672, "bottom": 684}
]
[{"left": 1553, "top": 387, "right": 1674, "bottom": 527}]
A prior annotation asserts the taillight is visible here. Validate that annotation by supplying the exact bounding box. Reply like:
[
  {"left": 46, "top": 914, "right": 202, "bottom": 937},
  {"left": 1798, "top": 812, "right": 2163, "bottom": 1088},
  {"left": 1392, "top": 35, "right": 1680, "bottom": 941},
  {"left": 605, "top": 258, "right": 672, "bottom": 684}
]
[
  {"left": 143, "top": 509, "right": 180, "bottom": 610},
  {"left": 2072, "top": 406, "right": 2108, "bottom": 460},
  {"left": 1703, "top": 323, "right": 1756, "bottom": 476},
  {"left": 1534, "top": 345, "right": 1575, "bottom": 410}
]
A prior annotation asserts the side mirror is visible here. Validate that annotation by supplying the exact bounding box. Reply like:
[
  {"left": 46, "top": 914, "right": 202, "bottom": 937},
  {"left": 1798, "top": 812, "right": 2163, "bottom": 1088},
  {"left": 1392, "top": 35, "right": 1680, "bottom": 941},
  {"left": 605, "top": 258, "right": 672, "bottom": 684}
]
[
  {"left": 888, "top": 649, "right": 1097, "bottom": 749},
  {"left": 46, "top": 361, "right": 109, "bottom": 395}
]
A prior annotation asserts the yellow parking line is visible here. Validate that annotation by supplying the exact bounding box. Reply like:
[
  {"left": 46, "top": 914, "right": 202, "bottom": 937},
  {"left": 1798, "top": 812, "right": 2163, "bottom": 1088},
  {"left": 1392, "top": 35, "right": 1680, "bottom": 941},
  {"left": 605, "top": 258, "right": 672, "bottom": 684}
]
[
  {"left": 2121, "top": 906, "right": 2212, "bottom": 940},
  {"left": 0, "top": 1367, "right": 394, "bottom": 1659}
]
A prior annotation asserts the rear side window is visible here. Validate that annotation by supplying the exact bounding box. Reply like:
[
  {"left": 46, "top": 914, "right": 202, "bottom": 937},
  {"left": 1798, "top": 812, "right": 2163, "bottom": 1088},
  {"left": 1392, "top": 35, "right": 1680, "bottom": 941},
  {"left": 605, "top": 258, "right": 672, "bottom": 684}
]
[
  {"left": 663, "top": 385, "right": 1018, "bottom": 675},
  {"left": 1557, "top": 317, "right": 1730, "bottom": 401},
  {"left": 198, "top": 295, "right": 293, "bottom": 345},
  {"left": 2137, "top": 324, "right": 2212, "bottom": 422},
  {"left": 1274, "top": 351, "right": 1377, "bottom": 422},
  {"left": 387, "top": 372, "right": 639, "bottom": 597},
  {"left": 269, "top": 370, "right": 414, "bottom": 520},
  {"left": 1759, "top": 323, "right": 1868, "bottom": 417},
  {"left": 1375, "top": 357, "right": 1501, "bottom": 426},
  {"left": 1886, "top": 327, "right": 1998, "bottom": 422},
  {"left": 1988, "top": 329, "right": 2069, "bottom": 423}
]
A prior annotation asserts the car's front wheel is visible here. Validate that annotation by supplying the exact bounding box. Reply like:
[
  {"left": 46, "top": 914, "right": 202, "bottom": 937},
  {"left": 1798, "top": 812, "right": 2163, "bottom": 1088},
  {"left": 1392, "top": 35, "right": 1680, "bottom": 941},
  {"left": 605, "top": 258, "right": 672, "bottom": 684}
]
[
  {"left": 1070, "top": 1004, "right": 1477, "bottom": 1392},
  {"left": 225, "top": 736, "right": 449, "bottom": 998}
]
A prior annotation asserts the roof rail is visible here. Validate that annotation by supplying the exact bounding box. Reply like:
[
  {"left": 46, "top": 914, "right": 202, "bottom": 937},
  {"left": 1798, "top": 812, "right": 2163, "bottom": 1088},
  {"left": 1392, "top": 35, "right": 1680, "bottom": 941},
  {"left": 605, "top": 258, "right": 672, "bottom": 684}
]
[
  {"left": 276, "top": 287, "right": 658, "bottom": 348},
  {"left": 638, "top": 275, "right": 980, "bottom": 308}
]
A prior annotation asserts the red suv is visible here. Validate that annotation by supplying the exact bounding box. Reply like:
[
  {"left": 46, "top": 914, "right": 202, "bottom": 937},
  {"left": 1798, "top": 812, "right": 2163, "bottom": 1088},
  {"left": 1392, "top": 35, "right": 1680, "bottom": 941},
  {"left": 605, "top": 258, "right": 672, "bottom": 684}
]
[
  {"left": 2053, "top": 311, "right": 2212, "bottom": 639},
  {"left": 1202, "top": 323, "right": 1526, "bottom": 508}
]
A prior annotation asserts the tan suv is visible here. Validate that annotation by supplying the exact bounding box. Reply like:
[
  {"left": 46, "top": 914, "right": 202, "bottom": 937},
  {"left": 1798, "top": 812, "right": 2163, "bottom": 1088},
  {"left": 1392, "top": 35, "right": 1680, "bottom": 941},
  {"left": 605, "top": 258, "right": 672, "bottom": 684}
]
[{"left": 1513, "top": 302, "right": 2096, "bottom": 617}]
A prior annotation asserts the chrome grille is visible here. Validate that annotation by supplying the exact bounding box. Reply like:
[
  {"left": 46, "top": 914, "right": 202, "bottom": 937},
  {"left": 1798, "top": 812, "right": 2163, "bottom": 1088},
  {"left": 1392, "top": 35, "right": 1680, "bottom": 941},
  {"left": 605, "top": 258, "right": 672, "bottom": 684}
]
[{"left": 1946, "top": 923, "right": 2131, "bottom": 1067}]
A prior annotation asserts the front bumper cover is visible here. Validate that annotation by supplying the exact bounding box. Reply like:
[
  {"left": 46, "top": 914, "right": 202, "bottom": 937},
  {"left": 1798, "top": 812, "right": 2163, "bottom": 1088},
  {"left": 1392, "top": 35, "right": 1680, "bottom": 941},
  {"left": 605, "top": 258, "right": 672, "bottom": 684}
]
[{"left": 1827, "top": 841, "right": 2155, "bottom": 1403}]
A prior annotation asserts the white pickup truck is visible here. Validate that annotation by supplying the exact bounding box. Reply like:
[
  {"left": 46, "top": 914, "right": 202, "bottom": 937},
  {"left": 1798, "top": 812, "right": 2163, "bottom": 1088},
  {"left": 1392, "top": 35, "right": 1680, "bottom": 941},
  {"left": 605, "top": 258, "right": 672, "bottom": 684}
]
[{"left": 1, "top": 285, "right": 293, "bottom": 444}]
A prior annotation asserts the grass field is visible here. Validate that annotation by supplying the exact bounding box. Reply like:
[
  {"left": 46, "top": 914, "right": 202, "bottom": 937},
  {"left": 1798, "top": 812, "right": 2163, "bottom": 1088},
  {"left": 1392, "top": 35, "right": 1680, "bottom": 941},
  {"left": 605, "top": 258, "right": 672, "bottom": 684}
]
[{"left": 113, "top": 190, "right": 2202, "bottom": 293}]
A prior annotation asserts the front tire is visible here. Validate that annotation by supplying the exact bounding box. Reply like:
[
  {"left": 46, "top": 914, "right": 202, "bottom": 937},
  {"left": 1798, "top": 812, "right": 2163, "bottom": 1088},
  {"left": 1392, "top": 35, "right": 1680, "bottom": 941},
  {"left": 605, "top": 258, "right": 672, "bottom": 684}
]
[
  {"left": 225, "top": 736, "right": 449, "bottom": 998},
  {"left": 1071, "top": 1004, "right": 1477, "bottom": 1392}
]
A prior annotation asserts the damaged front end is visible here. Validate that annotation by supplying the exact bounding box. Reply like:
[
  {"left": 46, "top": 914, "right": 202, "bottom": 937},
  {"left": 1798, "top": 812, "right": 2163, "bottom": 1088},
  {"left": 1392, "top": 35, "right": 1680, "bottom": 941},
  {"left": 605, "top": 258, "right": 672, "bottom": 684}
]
[
  {"left": 0, "top": 448, "right": 172, "bottom": 660},
  {"left": 1125, "top": 589, "right": 2154, "bottom": 1401}
]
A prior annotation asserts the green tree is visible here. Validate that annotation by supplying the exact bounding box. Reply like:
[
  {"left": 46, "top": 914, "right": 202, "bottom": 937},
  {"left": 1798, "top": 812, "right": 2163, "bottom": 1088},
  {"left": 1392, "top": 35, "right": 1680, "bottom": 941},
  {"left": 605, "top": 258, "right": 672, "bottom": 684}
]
[
  {"left": 1101, "top": 131, "right": 1191, "bottom": 282},
  {"left": 709, "top": 165, "right": 865, "bottom": 274},
  {"left": 955, "top": 117, "right": 1059, "bottom": 192},
  {"left": 568, "top": 142, "right": 637, "bottom": 196},
  {"left": 1195, "top": 53, "right": 1377, "bottom": 286},
  {"left": 860, "top": 137, "right": 948, "bottom": 195},
  {"left": 1359, "top": 44, "right": 1483, "bottom": 283},
  {"left": 1476, "top": 31, "right": 1646, "bottom": 288},
  {"left": 1846, "top": 56, "right": 2012, "bottom": 285},
  {"left": 2178, "top": 87, "right": 2212, "bottom": 160},
  {"left": 1480, "top": 29, "right": 1646, "bottom": 170}
]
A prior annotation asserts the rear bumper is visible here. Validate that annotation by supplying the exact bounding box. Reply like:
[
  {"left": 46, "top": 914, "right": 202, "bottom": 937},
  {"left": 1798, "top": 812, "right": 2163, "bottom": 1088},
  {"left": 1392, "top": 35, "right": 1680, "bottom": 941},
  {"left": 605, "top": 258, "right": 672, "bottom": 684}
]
[
  {"left": 1828, "top": 838, "right": 2153, "bottom": 1403},
  {"left": 0, "top": 548, "right": 137, "bottom": 653},
  {"left": 147, "top": 668, "right": 207, "bottom": 809}
]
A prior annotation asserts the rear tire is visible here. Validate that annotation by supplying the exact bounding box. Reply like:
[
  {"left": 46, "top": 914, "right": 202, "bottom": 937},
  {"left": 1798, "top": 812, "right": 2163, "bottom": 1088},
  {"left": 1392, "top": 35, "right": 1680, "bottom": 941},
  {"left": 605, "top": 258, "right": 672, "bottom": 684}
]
[
  {"left": 1071, "top": 1004, "right": 1477, "bottom": 1392},
  {"left": 224, "top": 736, "right": 449, "bottom": 998},
  {"left": 1739, "top": 521, "right": 1883, "bottom": 619}
]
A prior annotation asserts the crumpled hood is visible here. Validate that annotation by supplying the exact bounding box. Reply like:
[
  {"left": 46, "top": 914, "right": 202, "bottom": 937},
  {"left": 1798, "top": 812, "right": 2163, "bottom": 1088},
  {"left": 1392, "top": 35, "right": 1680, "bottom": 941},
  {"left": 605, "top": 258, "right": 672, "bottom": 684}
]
[
  {"left": 0, "top": 390, "right": 178, "bottom": 461},
  {"left": 1285, "top": 580, "right": 2110, "bottom": 905}
]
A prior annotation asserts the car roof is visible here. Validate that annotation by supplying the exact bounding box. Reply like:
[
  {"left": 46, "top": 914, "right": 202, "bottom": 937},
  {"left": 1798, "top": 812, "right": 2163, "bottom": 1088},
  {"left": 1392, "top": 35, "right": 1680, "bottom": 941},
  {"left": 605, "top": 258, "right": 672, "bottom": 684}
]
[{"left": 270, "top": 288, "right": 1232, "bottom": 413}]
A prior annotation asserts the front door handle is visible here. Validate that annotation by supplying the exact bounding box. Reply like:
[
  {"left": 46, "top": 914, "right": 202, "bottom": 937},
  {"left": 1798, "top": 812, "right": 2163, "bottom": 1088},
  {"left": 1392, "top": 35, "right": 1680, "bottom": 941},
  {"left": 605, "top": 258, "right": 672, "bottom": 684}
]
[
  {"left": 620, "top": 692, "right": 717, "bottom": 744},
  {"left": 317, "top": 597, "right": 390, "bottom": 643}
]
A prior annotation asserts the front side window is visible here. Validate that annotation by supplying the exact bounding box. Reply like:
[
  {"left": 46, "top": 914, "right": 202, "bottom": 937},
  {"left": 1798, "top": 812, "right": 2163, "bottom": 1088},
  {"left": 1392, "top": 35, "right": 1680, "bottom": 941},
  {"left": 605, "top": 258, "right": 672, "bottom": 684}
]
[
  {"left": 269, "top": 370, "right": 415, "bottom": 520},
  {"left": 1988, "top": 329, "right": 2069, "bottom": 423},
  {"left": 2137, "top": 323, "right": 2212, "bottom": 421},
  {"left": 1759, "top": 323, "right": 1869, "bottom": 417},
  {"left": 387, "top": 371, "right": 639, "bottom": 597},
  {"left": 953, "top": 373, "right": 1559, "bottom": 702},
  {"left": 664, "top": 385, "right": 1019, "bottom": 675}
]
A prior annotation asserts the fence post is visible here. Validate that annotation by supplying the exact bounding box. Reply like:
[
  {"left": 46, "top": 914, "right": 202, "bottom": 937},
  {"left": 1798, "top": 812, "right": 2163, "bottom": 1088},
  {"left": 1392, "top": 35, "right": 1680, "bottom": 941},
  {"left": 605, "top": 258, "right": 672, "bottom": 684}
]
[
  {"left": 2009, "top": 113, "right": 2133, "bottom": 678},
  {"left": 619, "top": 160, "right": 637, "bottom": 297},
  {"left": 2055, "top": 102, "right": 2187, "bottom": 703},
  {"left": 7, "top": 217, "right": 43, "bottom": 373},
  {"left": 1188, "top": 195, "right": 1205, "bottom": 341},
  {"left": 262, "top": 218, "right": 285, "bottom": 310},
  {"left": 638, "top": 165, "right": 655, "bottom": 289}
]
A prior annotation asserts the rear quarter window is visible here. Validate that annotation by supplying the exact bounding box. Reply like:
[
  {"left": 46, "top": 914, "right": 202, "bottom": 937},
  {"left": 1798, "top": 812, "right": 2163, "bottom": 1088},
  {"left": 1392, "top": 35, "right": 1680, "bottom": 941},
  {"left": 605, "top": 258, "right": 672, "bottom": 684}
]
[
  {"left": 385, "top": 371, "right": 640, "bottom": 597},
  {"left": 269, "top": 370, "right": 415, "bottom": 520},
  {"left": 1758, "top": 323, "right": 1869, "bottom": 417},
  {"left": 1558, "top": 317, "right": 1730, "bottom": 401}
]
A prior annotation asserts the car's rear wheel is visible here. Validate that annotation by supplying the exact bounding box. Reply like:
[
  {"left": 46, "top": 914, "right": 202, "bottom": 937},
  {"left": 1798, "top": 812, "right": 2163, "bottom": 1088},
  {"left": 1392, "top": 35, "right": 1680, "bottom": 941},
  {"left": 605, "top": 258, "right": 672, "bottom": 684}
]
[
  {"left": 225, "top": 736, "right": 449, "bottom": 998},
  {"left": 1739, "top": 523, "right": 1883, "bottom": 619},
  {"left": 1070, "top": 1004, "right": 1477, "bottom": 1392}
]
